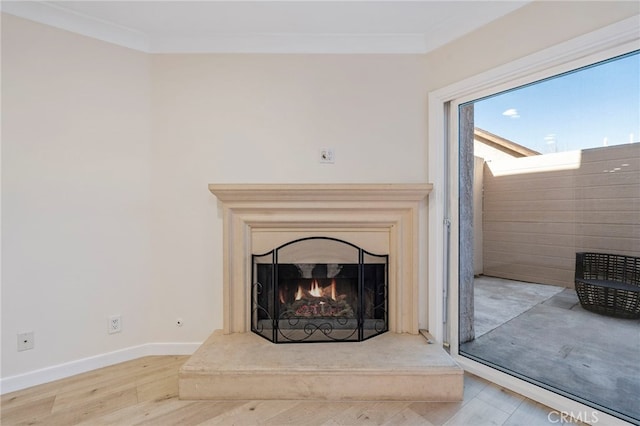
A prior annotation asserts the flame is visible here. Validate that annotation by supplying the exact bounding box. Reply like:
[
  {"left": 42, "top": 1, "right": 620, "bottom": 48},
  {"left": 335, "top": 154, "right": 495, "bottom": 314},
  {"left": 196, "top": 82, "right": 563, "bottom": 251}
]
[
  {"left": 295, "top": 285, "right": 304, "bottom": 301},
  {"left": 279, "top": 289, "right": 285, "bottom": 304},
  {"left": 309, "top": 280, "right": 322, "bottom": 297},
  {"left": 292, "top": 279, "right": 338, "bottom": 301}
]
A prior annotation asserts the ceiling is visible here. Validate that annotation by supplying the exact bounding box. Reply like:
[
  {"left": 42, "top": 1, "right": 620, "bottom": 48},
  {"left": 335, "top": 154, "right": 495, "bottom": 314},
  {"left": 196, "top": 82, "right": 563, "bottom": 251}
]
[{"left": 1, "top": 1, "right": 531, "bottom": 53}]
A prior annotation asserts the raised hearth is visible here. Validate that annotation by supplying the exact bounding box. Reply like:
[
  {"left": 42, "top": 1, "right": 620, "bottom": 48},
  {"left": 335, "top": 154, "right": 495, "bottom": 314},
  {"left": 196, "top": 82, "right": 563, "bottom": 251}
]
[{"left": 180, "top": 331, "right": 463, "bottom": 401}]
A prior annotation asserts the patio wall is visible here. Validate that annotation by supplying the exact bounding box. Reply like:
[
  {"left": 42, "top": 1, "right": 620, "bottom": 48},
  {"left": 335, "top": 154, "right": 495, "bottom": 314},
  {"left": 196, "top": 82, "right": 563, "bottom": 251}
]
[{"left": 482, "top": 143, "right": 640, "bottom": 288}]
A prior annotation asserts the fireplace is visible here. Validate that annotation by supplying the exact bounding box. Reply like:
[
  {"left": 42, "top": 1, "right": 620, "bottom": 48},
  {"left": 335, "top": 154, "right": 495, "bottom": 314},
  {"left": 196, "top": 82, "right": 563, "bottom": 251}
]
[
  {"left": 208, "top": 183, "right": 432, "bottom": 335},
  {"left": 252, "top": 237, "right": 388, "bottom": 343},
  {"left": 178, "top": 184, "right": 465, "bottom": 403}
]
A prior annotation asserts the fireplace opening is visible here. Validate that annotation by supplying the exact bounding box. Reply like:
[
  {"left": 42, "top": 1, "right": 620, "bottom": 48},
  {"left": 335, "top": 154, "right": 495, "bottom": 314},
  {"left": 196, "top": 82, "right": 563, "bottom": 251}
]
[{"left": 252, "top": 237, "right": 388, "bottom": 343}]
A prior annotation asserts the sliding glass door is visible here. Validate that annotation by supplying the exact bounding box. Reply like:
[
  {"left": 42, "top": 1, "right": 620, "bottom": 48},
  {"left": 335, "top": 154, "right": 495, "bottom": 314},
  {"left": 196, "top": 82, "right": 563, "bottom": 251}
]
[{"left": 453, "top": 51, "right": 639, "bottom": 424}]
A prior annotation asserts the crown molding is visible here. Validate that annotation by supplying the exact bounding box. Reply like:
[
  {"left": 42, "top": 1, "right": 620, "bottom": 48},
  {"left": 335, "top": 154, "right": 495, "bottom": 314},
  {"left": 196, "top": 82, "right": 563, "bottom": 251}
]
[
  {"left": 0, "top": 1, "right": 469, "bottom": 54},
  {"left": 1, "top": 1, "right": 150, "bottom": 52},
  {"left": 1, "top": 1, "right": 431, "bottom": 54}
]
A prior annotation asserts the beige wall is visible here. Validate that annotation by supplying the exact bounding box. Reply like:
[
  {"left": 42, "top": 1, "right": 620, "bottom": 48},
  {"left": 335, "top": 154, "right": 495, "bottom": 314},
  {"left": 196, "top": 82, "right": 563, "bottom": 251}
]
[
  {"left": 2, "top": 14, "right": 152, "bottom": 376},
  {"left": 2, "top": 14, "right": 430, "bottom": 377},
  {"left": 148, "top": 54, "right": 430, "bottom": 341},
  {"left": 482, "top": 144, "right": 640, "bottom": 287}
]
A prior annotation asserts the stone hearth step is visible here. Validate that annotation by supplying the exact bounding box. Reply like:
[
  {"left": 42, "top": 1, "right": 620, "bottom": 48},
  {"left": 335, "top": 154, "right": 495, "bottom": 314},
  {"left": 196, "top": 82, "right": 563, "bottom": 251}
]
[{"left": 179, "top": 330, "right": 463, "bottom": 401}]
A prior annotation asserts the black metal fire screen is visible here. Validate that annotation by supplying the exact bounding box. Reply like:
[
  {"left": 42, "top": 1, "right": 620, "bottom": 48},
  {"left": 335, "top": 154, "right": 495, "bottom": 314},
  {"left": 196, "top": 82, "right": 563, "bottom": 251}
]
[{"left": 251, "top": 237, "right": 388, "bottom": 343}]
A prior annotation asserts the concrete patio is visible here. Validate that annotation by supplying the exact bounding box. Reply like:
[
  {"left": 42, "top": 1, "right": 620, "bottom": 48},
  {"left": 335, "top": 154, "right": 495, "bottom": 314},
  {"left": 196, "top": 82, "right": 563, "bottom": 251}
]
[{"left": 461, "top": 276, "right": 640, "bottom": 424}]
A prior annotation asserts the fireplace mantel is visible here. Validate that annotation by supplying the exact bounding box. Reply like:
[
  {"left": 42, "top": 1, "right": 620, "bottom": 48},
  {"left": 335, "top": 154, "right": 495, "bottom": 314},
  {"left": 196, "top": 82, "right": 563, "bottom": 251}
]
[
  {"left": 209, "top": 183, "right": 432, "bottom": 335},
  {"left": 210, "top": 183, "right": 433, "bottom": 202}
]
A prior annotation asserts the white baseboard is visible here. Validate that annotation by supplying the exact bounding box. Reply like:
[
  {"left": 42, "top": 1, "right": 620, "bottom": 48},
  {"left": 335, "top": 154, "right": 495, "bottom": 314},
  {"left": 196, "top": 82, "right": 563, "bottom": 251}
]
[{"left": 0, "top": 342, "right": 202, "bottom": 395}]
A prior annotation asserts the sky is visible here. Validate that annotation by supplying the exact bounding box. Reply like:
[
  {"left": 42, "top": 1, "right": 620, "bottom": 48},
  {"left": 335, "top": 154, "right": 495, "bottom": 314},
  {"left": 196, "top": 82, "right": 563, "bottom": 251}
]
[{"left": 473, "top": 51, "right": 640, "bottom": 154}]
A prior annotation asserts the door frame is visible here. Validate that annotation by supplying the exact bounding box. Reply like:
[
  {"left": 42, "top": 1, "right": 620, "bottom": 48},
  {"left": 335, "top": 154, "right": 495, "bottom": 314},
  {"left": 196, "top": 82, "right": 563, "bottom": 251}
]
[{"left": 427, "top": 15, "right": 639, "bottom": 424}]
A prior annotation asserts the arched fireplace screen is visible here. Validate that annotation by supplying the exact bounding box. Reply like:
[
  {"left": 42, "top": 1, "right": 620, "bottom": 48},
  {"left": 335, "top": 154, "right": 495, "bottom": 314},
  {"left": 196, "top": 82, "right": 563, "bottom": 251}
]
[{"left": 252, "top": 237, "right": 388, "bottom": 343}]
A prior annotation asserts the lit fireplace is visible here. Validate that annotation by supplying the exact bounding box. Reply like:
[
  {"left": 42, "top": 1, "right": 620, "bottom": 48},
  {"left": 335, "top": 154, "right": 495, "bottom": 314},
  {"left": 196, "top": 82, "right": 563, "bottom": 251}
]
[{"left": 252, "top": 237, "right": 388, "bottom": 343}]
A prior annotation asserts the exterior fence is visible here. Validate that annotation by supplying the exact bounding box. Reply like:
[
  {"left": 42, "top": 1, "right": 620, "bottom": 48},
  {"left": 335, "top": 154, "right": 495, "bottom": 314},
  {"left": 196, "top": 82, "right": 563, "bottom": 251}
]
[{"left": 481, "top": 143, "right": 640, "bottom": 288}]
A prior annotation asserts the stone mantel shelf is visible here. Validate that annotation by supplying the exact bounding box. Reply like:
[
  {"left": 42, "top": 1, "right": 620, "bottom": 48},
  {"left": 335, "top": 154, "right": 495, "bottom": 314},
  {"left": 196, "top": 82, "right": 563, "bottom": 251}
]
[
  {"left": 209, "top": 182, "right": 433, "bottom": 335},
  {"left": 209, "top": 183, "right": 433, "bottom": 202}
]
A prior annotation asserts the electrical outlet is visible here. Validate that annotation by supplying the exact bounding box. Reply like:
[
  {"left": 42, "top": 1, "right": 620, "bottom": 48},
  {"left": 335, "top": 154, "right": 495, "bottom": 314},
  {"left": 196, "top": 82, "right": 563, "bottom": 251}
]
[
  {"left": 17, "top": 332, "right": 34, "bottom": 351},
  {"left": 319, "top": 148, "right": 335, "bottom": 164},
  {"left": 108, "top": 315, "right": 122, "bottom": 334}
]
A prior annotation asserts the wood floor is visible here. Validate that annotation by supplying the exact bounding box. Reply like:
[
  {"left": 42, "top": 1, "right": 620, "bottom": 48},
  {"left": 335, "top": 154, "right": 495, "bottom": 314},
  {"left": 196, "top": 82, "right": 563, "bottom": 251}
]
[{"left": 1, "top": 355, "right": 564, "bottom": 425}]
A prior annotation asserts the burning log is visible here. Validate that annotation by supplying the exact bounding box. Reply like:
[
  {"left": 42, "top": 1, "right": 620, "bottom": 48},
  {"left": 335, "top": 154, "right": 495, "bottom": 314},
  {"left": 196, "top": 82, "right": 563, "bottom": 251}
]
[{"left": 283, "top": 278, "right": 354, "bottom": 318}]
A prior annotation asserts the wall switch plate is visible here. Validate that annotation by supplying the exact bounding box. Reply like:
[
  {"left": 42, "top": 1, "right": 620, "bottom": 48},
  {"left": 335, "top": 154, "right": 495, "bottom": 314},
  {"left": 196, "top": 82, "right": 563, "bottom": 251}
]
[
  {"left": 17, "top": 332, "right": 34, "bottom": 351},
  {"left": 319, "top": 148, "right": 335, "bottom": 164},
  {"left": 108, "top": 315, "right": 122, "bottom": 334}
]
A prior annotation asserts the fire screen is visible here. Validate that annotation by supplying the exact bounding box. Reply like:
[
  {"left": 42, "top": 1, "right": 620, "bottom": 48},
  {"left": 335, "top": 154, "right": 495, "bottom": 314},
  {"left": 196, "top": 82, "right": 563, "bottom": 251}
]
[{"left": 252, "top": 237, "right": 388, "bottom": 343}]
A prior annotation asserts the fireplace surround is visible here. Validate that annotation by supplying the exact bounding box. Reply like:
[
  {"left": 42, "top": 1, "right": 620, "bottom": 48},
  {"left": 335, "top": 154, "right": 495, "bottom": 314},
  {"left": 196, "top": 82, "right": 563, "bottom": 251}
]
[{"left": 209, "top": 183, "right": 432, "bottom": 335}]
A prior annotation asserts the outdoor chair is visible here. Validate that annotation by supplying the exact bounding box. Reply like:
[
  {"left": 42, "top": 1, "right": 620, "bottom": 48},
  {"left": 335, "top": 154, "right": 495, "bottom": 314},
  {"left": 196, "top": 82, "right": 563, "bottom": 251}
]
[{"left": 575, "top": 252, "right": 640, "bottom": 319}]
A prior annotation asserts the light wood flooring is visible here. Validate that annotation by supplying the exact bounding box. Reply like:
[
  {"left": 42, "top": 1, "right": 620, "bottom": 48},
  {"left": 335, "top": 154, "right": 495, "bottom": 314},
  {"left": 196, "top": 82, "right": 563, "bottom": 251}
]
[{"left": 1, "top": 355, "right": 564, "bottom": 425}]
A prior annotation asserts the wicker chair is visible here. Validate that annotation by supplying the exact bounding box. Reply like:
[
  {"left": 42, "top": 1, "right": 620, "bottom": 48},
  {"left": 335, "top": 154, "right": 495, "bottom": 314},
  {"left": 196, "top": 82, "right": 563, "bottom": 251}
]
[{"left": 575, "top": 252, "right": 640, "bottom": 319}]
